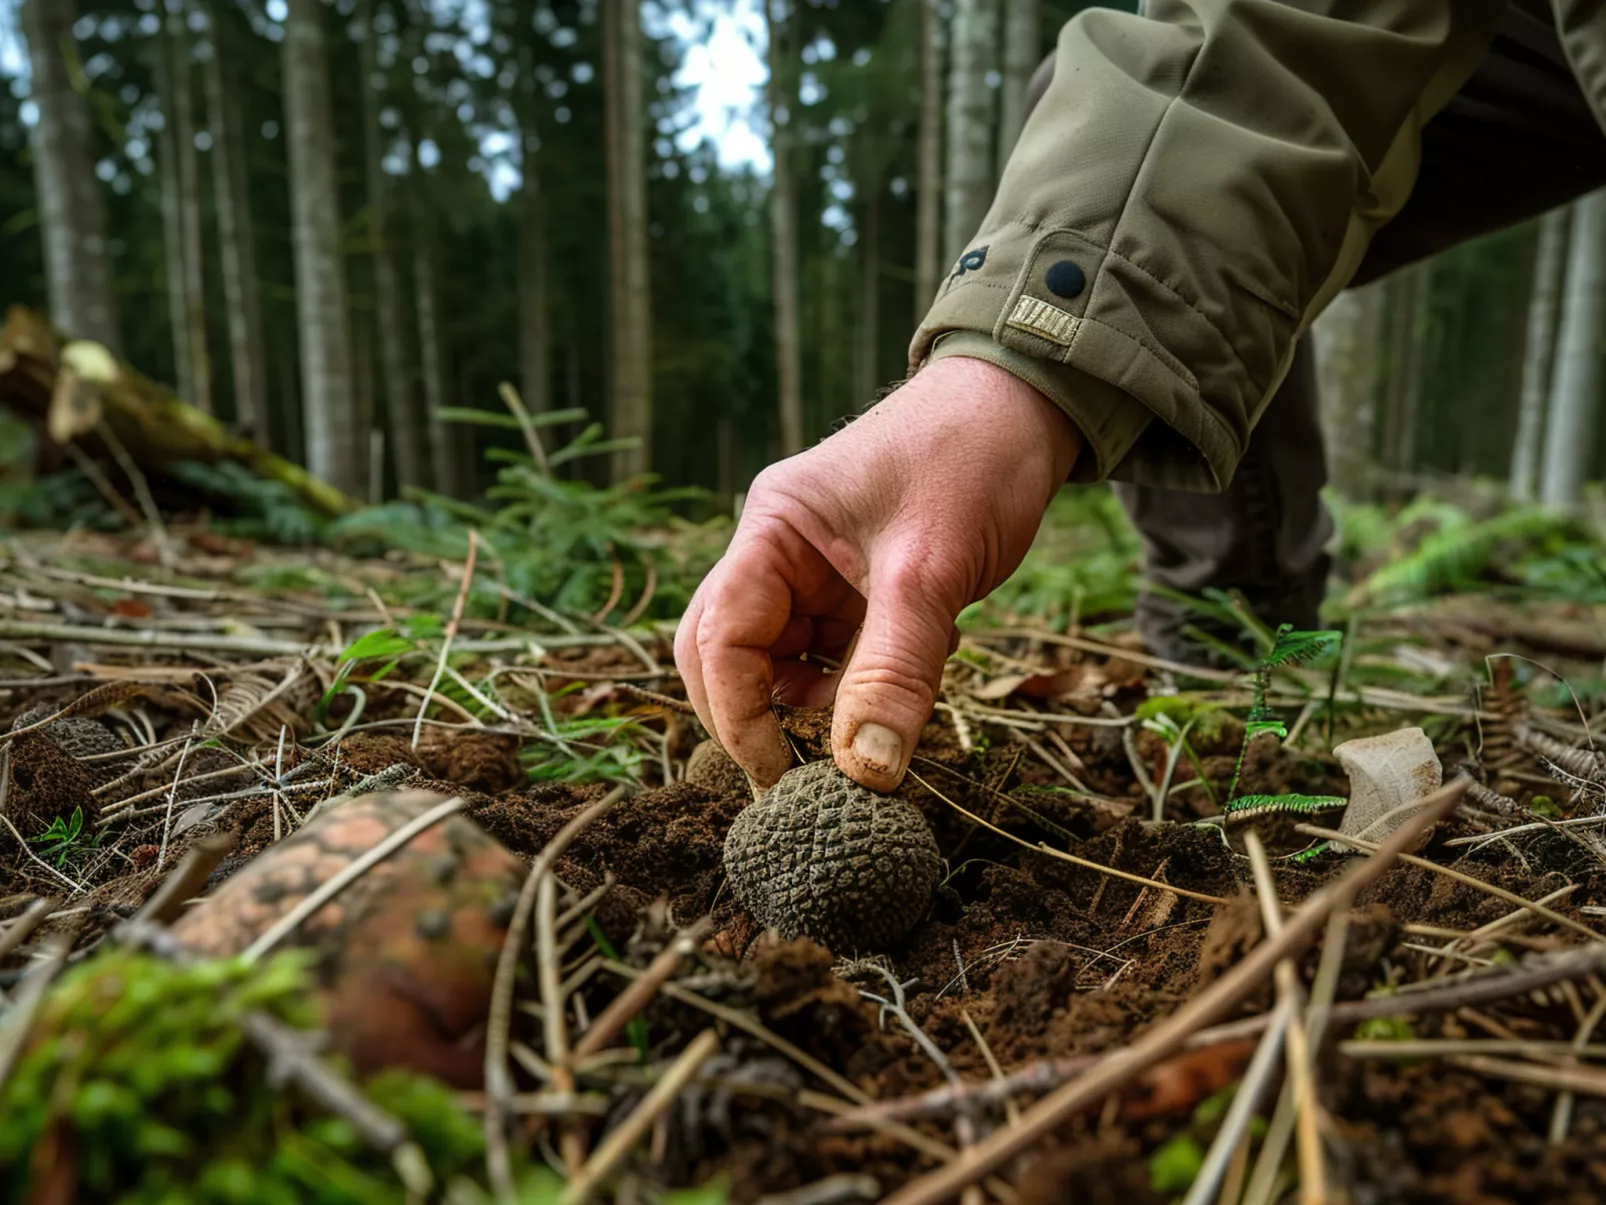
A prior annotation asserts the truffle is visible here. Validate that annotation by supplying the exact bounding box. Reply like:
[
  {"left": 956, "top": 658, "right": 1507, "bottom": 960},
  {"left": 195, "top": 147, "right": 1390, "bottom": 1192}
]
[{"left": 723, "top": 759, "right": 941, "bottom": 952}]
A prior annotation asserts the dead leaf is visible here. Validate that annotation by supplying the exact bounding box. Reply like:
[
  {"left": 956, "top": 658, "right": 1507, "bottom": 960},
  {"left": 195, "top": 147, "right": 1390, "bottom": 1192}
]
[
  {"left": 1333, "top": 726, "right": 1443, "bottom": 853},
  {"left": 972, "top": 666, "right": 1087, "bottom": 701}
]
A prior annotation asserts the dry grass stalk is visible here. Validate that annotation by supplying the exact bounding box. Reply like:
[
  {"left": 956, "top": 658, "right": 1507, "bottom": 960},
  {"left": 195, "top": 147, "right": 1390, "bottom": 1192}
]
[
  {"left": 905, "top": 767, "right": 1230, "bottom": 906},
  {"left": 485, "top": 784, "right": 631, "bottom": 1199},
  {"left": 560, "top": 1028, "right": 720, "bottom": 1205},
  {"left": 1244, "top": 832, "right": 1325, "bottom": 1205},
  {"left": 0, "top": 894, "right": 60, "bottom": 962},
  {"left": 572, "top": 921, "right": 710, "bottom": 1061}
]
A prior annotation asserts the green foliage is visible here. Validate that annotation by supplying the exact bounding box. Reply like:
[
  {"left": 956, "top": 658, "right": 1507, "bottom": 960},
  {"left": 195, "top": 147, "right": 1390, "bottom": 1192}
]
[
  {"left": 30, "top": 806, "right": 97, "bottom": 869},
  {"left": 328, "top": 413, "right": 727, "bottom": 624},
  {"left": 1222, "top": 794, "right": 1347, "bottom": 820},
  {"left": 0, "top": 949, "right": 503, "bottom": 1203},
  {"left": 1134, "top": 694, "right": 1228, "bottom": 745},
  {"left": 1148, "top": 1132, "right": 1205, "bottom": 1195},
  {"left": 1225, "top": 625, "right": 1343, "bottom": 804},
  {"left": 0, "top": 469, "right": 119, "bottom": 532},
  {"left": 963, "top": 487, "right": 1141, "bottom": 631},
  {"left": 1354, "top": 1016, "right": 1414, "bottom": 1042},
  {"left": 1358, "top": 506, "right": 1570, "bottom": 603},
  {"left": 168, "top": 462, "right": 330, "bottom": 545}
]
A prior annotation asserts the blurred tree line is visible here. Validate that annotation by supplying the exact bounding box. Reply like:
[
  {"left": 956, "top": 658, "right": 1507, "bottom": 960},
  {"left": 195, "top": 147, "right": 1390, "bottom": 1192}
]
[{"left": 3, "top": 0, "right": 1603, "bottom": 513}]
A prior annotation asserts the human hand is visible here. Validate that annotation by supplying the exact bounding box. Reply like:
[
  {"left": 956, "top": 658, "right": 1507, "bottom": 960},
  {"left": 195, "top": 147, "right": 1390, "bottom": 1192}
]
[{"left": 674, "top": 356, "right": 1083, "bottom": 792}]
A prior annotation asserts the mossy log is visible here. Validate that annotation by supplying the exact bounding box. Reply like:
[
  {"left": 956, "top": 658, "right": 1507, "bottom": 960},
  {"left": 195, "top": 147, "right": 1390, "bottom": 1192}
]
[{"left": 0, "top": 305, "right": 354, "bottom": 517}]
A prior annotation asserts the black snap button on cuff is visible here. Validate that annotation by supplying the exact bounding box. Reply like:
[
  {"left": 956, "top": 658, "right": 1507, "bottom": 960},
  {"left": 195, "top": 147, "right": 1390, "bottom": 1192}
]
[{"left": 1045, "top": 260, "right": 1086, "bottom": 299}]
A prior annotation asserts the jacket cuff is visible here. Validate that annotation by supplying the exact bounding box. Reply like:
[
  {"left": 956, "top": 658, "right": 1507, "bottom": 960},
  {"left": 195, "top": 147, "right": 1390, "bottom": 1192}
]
[{"left": 925, "top": 331, "right": 1152, "bottom": 485}]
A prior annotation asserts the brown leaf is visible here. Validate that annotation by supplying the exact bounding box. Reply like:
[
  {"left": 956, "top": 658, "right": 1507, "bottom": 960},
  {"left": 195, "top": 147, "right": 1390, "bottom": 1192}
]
[
  {"left": 973, "top": 666, "right": 1087, "bottom": 701},
  {"left": 1122, "top": 1041, "right": 1257, "bottom": 1120}
]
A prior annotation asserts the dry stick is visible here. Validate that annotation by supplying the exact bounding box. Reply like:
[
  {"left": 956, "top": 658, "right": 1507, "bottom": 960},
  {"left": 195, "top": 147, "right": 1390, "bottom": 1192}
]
[
  {"left": 905, "top": 767, "right": 1229, "bottom": 906},
  {"left": 1449, "top": 1053, "right": 1606, "bottom": 1097},
  {"left": 156, "top": 724, "right": 198, "bottom": 871},
  {"left": 1179, "top": 994, "right": 1296, "bottom": 1205},
  {"left": 572, "top": 921, "right": 711, "bottom": 1061},
  {"left": 560, "top": 1028, "right": 721, "bottom": 1205},
  {"left": 98, "top": 421, "right": 177, "bottom": 568},
  {"left": 1294, "top": 823, "right": 1605, "bottom": 943},
  {"left": 960, "top": 1008, "right": 1020, "bottom": 1127},
  {"left": 485, "top": 785, "right": 631, "bottom": 1201},
  {"left": 1550, "top": 989, "right": 1606, "bottom": 1144},
  {"left": 240, "top": 796, "right": 467, "bottom": 965},
  {"left": 1245, "top": 833, "right": 1325, "bottom": 1205},
  {"left": 538, "top": 871, "right": 587, "bottom": 1175},
  {"left": 1341, "top": 1038, "right": 1606, "bottom": 1060},
  {"left": 413, "top": 529, "right": 479, "bottom": 751},
  {"left": 130, "top": 829, "right": 239, "bottom": 926},
  {"left": 0, "top": 619, "right": 621, "bottom": 658},
  {"left": 0, "top": 895, "right": 59, "bottom": 963},
  {"left": 879, "top": 777, "right": 1468, "bottom": 1205}
]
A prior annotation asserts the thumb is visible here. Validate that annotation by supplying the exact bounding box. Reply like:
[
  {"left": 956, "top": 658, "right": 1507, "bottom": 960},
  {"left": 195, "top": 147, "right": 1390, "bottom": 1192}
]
[{"left": 831, "top": 572, "right": 958, "bottom": 792}]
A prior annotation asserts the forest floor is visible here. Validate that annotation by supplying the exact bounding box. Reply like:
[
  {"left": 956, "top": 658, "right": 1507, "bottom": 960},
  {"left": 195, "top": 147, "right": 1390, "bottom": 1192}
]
[{"left": 6, "top": 518, "right": 1606, "bottom": 1204}]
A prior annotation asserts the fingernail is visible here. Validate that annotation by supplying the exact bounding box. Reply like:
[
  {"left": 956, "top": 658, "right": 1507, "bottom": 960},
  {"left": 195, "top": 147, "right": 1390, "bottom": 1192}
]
[{"left": 852, "top": 723, "right": 904, "bottom": 777}]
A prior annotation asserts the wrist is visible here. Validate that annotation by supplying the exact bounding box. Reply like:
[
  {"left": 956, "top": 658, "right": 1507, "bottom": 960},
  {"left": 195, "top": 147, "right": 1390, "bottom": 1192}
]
[{"left": 915, "top": 354, "right": 1084, "bottom": 482}]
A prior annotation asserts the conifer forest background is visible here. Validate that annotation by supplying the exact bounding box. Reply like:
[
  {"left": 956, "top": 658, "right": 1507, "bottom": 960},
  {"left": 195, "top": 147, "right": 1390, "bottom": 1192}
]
[{"left": 4, "top": 0, "right": 1602, "bottom": 517}]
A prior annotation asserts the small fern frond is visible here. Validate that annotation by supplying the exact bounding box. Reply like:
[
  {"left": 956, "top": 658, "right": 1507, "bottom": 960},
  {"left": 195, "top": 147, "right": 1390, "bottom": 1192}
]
[
  {"left": 1223, "top": 793, "right": 1346, "bottom": 820},
  {"left": 1261, "top": 625, "right": 1343, "bottom": 671}
]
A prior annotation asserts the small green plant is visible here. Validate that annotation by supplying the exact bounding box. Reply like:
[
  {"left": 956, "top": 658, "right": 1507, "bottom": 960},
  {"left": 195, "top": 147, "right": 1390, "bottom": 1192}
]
[
  {"left": 169, "top": 460, "right": 331, "bottom": 545},
  {"left": 30, "top": 806, "right": 98, "bottom": 869}
]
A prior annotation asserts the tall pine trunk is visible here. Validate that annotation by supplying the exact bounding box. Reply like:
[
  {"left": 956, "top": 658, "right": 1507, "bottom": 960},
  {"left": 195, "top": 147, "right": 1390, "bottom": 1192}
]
[
  {"left": 519, "top": 125, "right": 552, "bottom": 416},
  {"left": 1380, "top": 266, "right": 1427, "bottom": 495},
  {"left": 1541, "top": 190, "right": 1606, "bottom": 507},
  {"left": 357, "top": 0, "right": 427, "bottom": 489},
  {"left": 1312, "top": 282, "right": 1386, "bottom": 499},
  {"left": 603, "top": 0, "right": 653, "bottom": 479},
  {"left": 167, "top": 4, "right": 212, "bottom": 414},
  {"left": 914, "top": 0, "right": 943, "bottom": 322},
  {"left": 766, "top": 0, "right": 804, "bottom": 455},
  {"left": 20, "top": 0, "right": 119, "bottom": 351},
  {"left": 282, "top": 0, "right": 362, "bottom": 494},
  {"left": 412, "top": 175, "right": 456, "bottom": 498},
  {"left": 997, "top": 0, "right": 1040, "bottom": 159},
  {"left": 1510, "top": 206, "right": 1570, "bottom": 501},
  {"left": 202, "top": 0, "right": 268, "bottom": 445},
  {"left": 856, "top": 188, "right": 881, "bottom": 406},
  {"left": 945, "top": 0, "right": 996, "bottom": 265},
  {"left": 153, "top": 27, "right": 192, "bottom": 404}
]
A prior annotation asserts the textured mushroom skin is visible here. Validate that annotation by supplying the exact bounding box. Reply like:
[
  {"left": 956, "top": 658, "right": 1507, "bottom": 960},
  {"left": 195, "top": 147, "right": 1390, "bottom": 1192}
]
[{"left": 723, "top": 759, "right": 942, "bottom": 952}]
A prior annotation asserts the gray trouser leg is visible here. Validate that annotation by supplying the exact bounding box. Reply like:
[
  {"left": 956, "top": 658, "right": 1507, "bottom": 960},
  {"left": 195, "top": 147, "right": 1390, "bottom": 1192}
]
[{"left": 1114, "top": 337, "right": 1332, "bottom": 655}]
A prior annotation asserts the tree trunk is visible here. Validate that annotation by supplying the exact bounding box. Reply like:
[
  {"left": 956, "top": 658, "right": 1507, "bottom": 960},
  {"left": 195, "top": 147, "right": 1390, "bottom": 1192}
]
[
  {"left": 603, "top": 0, "right": 653, "bottom": 479},
  {"left": 202, "top": 0, "right": 268, "bottom": 446},
  {"left": 356, "top": 0, "right": 426, "bottom": 490},
  {"left": 281, "top": 0, "right": 362, "bottom": 494},
  {"left": 19, "top": 0, "right": 119, "bottom": 352},
  {"left": 914, "top": 0, "right": 944, "bottom": 322},
  {"left": 167, "top": 4, "right": 212, "bottom": 414},
  {"left": 1541, "top": 190, "right": 1606, "bottom": 507},
  {"left": 855, "top": 187, "right": 881, "bottom": 407},
  {"left": 945, "top": 0, "right": 997, "bottom": 265},
  {"left": 519, "top": 131, "right": 552, "bottom": 415},
  {"left": 766, "top": 0, "right": 804, "bottom": 456},
  {"left": 1511, "top": 206, "right": 1570, "bottom": 501},
  {"left": 1312, "top": 281, "right": 1386, "bottom": 499},
  {"left": 412, "top": 169, "right": 456, "bottom": 498},
  {"left": 152, "top": 27, "right": 193, "bottom": 406},
  {"left": 998, "top": 0, "right": 1041, "bottom": 159},
  {"left": 1379, "top": 266, "right": 1426, "bottom": 496}
]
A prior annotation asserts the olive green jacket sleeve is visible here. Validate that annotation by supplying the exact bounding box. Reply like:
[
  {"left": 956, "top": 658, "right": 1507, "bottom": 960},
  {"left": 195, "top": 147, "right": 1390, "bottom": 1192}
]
[{"left": 910, "top": 1, "right": 1505, "bottom": 491}]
